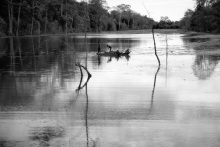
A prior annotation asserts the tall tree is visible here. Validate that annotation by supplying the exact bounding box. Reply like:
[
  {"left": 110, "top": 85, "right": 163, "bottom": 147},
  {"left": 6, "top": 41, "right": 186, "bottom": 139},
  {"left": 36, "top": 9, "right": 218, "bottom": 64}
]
[
  {"left": 115, "top": 4, "right": 131, "bottom": 30},
  {"left": 8, "top": 0, "right": 14, "bottom": 35},
  {"left": 31, "top": 0, "right": 35, "bottom": 35},
  {"left": 65, "top": 0, "right": 67, "bottom": 34},
  {"left": 89, "top": 0, "right": 107, "bottom": 32},
  {"left": 44, "top": 1, "right": 48, "bottom": 33},
  {"left": 16, "top": 0, "right": 22, "bottom": 36},
  {"left": 180, "top": 9, "right": 194, "bottom": 30},
  {"left": 61, "top": 0, "right": 63, "bottom": 16}
]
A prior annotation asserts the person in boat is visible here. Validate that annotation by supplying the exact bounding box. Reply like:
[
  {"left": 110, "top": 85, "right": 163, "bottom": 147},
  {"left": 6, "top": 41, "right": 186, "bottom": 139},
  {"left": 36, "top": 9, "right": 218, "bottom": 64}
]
[
  {"left": 116, "top": 50, "right": 120, "bottom": 56},
  {"left": 107, "top": 45, "right": 112, "bottom": 52},
  {"left": 98, "top": 42, "right": 101, "bottom": 53},
  {"left": 125, "top": 49, "right": 130, "bottom": 54}
]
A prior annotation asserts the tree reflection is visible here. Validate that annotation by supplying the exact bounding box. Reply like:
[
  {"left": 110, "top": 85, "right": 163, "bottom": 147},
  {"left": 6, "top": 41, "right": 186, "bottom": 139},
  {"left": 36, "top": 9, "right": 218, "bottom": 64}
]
[
  {"left": 30, "top": 126, "right": 65, "bottom": 147},
  {"left": 9, "top": 37, "right": 15, "bottom": 74},
  {"left": 85, "top": 84, "right": 89, "bottom": 147},
  {"left": 97, "top": 54, "right": 130, "bottom": 65},
  {"left": 0, "top": 139, "right": 15, "bottom": 147},
  {"left": 192, "top": 55, "right": 220, "bottom": 80},
  {"left": 182, "top": 37, "right": 220, "bottom": 80},
  {"left": 98, "top": 55, "right": 101, "bottom": 66},
  {"left": 0, "top": 37, "right": 78, "bottom": 110}
]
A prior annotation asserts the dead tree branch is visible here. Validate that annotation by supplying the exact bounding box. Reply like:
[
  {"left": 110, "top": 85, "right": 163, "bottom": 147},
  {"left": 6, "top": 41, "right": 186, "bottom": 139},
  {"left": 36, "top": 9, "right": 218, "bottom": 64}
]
[
  {"left": 75, "top": 62, "right": 92, "bottom": 78},
  {"left": 152, "top": 28, "right": 161, "bottom": 66},
  {"left": 142, "top": 2, "right": 161, "bottom": 66}
]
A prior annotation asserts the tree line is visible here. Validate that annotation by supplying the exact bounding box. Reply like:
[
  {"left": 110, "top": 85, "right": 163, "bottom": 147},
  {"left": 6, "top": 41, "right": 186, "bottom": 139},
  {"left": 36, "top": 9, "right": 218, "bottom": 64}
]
[
  {"left": 0, "top": 0, "right": 155, "bottom": 36},
  {"left": 154, "top": 16, "right": 180, "bottom": 29},
  {"left": 180, "top": 0, "right": 220, "bottom": 33}
]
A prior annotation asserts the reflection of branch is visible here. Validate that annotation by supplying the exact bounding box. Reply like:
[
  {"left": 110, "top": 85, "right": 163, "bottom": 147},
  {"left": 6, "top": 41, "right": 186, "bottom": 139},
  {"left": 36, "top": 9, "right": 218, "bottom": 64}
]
[
  {"left": 81, "top": 75, "right": 91, "bottom": 90},
  {"left": 85, "top": 84, "right": 89, "bottom": 147},
  {"left": 98, "top": 55, "right": 101, "bottom": 66},
  {"left": 75, "top": 62, "right": 91, "bottom": 94},
  {"left": 151, "top": 65, "right": 160, "bottom": 107},
  {"left": 107, "top": 56, "right": 112, "bottom": 63},
  {"left": 166, "top": 34, "right": 168, "bottom": 86},
  {"left": 75, "top": 66, "right": 84, "bottom": 95}
]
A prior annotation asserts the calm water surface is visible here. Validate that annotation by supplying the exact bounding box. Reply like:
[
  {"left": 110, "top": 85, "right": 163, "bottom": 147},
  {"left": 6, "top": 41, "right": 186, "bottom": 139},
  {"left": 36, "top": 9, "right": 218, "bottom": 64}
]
[{"left": 0, "top": 33, "right": 220, "bottom": 147}]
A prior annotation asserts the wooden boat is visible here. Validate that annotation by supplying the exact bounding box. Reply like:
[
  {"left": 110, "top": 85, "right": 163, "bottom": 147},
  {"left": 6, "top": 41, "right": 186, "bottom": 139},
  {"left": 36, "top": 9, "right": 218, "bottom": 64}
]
[
  {"left": 97, "top": 51, "right": 119, "bottom": 56},
  {"left": 97, "top": 49, "right": 130, "bottom": 57}
]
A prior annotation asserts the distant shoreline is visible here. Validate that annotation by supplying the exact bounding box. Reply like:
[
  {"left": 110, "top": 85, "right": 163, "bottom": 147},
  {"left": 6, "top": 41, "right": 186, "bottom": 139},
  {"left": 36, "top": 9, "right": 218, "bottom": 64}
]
[
  {"left": 0, "top": 29, "right": 218, "bottom": 39},
  {"left": 101, "top": 29, "right": 184, "bottom": 34}
]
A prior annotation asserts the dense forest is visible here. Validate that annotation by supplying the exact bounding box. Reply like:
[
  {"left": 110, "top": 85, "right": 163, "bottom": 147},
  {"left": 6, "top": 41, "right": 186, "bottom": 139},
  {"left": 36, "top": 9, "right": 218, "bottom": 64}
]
[
  {"left": 0, "top": 0, "right": 156, "bottom": 36},
  {"left": 1, "top": 0, "right": 219, "bottom": 37},
  {"left": 180, "top": 0, "right": 220, "bottom": 33}
]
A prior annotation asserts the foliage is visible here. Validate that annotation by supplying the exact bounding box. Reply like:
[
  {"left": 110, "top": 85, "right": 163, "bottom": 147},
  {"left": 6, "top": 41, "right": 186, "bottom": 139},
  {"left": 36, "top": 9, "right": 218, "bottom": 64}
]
[
  {"left": 0, "top": 17, "right": 6, "bottom": 36},
  {"left": 180, "top": 0, "right": 220, "bottom": 32},
  {"left": 153, "top": 16, "right": 180, "bottom": 29},
  {"left": 180, "top": 9, "right": 194, "bottom": 30},
  {"left": 0, "top": 0, "right": 157, "bottom": 36}
]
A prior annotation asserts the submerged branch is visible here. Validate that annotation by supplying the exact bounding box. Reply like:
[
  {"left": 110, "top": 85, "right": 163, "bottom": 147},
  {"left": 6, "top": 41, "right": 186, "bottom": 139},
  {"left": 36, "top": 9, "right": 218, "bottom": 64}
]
[
  {"left": 74, "top": 62, "right": 91, "bottom": 99},
  {"left": 75, "top": 62, "right": 92, "bottom": 78},
  {"left": 75, "top": 62, "right": 92, "bottom": 92},
  {"left": 75, "top": 65, "right": 83, "bottom": 94}
]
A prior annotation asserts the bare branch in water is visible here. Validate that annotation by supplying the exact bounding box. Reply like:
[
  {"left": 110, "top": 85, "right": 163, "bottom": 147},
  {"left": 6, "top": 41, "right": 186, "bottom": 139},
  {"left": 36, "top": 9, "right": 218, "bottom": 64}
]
[
  {"left": 152, "top": 28, "right": 161, "bottom": 66},
  {"left": 75, "top": 65, "right": 83, "bottom": 95},
  {"left": 142, "top": 2, "right": 161, "bottom": 66},
  {"left": 75, "top": 62, "right": 92, "bottom": 78}
]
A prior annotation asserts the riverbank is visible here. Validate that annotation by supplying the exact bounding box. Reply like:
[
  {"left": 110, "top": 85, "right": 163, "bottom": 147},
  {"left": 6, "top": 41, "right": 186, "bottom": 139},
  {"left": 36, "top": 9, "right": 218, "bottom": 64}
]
[
  {"left": 0, "top": 29, "right": 178, "bottom": 38},
  {"left": 1, "top": 29, "right": 220, "bottom": 39},
  {"left": 102, "top": 29, "right": 184, "bottom": 34}
]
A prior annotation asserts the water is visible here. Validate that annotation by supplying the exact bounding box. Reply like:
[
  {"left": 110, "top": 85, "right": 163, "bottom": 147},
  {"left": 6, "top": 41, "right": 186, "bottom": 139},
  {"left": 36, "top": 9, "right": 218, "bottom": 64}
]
[{"left": 0, "top": 33, "right": 220, "bottom": 147}]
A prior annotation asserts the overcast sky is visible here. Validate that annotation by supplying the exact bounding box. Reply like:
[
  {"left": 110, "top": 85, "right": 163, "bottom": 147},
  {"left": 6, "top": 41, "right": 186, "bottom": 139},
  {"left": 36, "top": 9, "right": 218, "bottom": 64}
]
[{"left": 106, "top": 0, "right": 195, "bottom": 21}]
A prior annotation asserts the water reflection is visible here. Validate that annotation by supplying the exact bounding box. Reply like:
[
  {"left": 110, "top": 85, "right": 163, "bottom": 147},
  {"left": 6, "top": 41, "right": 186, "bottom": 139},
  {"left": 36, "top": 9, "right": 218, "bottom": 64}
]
[
  {"left": 192, "top": 55, "right": 220, "bottom": 80},
  {"left": 181, "top": 36, "right": 220, "bottom": 80},
  {"left": 0, "top": 139, "right": 15, "bottom": 147},
  {"left": 70, "top": 56, "right": 96, "bottom": 147},
  {"left": 97, "top": 55, "right": 130, "bottom": 65},
  {"left": 0, "top": 37, "right": 77, "bottom": 74},
  {"left": 182, "top": 37, "right": 211, "bottom": 43},
  {"left": 1, "top": 33, "right": 220, "bottom": 146},
  {"left": 0, "top": 36, "right": 77, "bottom": 111},
  {"left": 69, "top": 34, "right": 144, "bottom": 53},
  {"left": 165, "top": 35, "right": 168, "bottom": 86},
  {"left": 144, "top": 64, "right": 161, "bottom": 118},
  {"left": 84, "top": 81, "right": 99, "bottom": 147},
  {"left": 151, "top": 66, "right": 160, "bottom": 108},
  {"left": 30, "top": 126, "right": 65, "bottom": 147},
  {"left": 85, "top": 84, "right": 89, "bottom": 147},
  {"left": 98, "top": 56, "right": 101, "bottom": 66}
]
